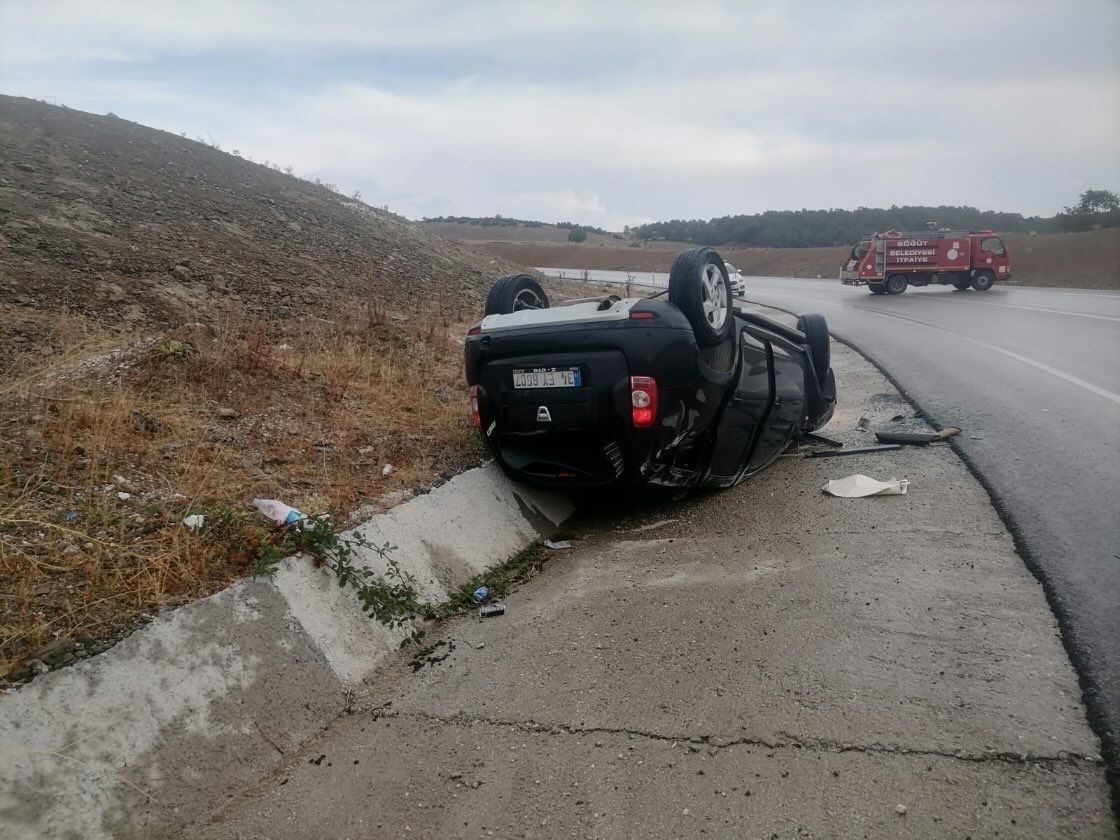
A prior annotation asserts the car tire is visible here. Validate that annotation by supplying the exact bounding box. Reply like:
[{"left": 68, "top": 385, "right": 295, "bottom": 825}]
[
  {"left": 868, "top": 282, "right": 887, "bottom": 295},
  {"left": 796, "top": 313, "right": 830, "bottom": 386},
  {"left": 952, "top": 276, "right": 971, "bottom": 291},
  {"left": 484, "top": 274, "right": 550, "bottom": 315},
  {"left": 886, "top": 274, "right": 908, "bottom": 295},
  {"left": 668, "top": 247, "right": 733, "bottom": 346},
  {"left": 971, "top": 270, "right": 995, "bottom": 292}
]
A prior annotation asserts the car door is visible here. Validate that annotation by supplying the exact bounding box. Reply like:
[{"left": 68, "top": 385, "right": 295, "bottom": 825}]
[
  {"left": 979, "top": 235, "right": 1010, "bottom": 279},
  {"left": 745, "top": 343, "right": 806, "bottom": 475},
  {"left": 703, "top": 329, "right": 772, "bottom": 483}
]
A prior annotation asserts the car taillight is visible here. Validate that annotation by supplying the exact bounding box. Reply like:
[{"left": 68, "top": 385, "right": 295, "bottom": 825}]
[
  {"left": 629, "top": 310, "right": 656, "bottom": 320},
  {"left": 630, "top": 376, "right": 657, "bottom": 428},
  {"left": 468, "top": 385, "right": 481, "bottom": 428},
  {"left": 468, "top": 325, "right": 481, "bottom": 336}
]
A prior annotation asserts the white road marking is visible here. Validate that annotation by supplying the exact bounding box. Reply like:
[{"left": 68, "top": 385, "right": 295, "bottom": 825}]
[
  {"left": 920, "top": 295, "right": 1120, "bottom": 323},
  {"left": 961, "top": 336, "right": 1120, "bottom": 406},
  {"left": 1006, "top": 288, "right": 1120, "bottom": 299}
]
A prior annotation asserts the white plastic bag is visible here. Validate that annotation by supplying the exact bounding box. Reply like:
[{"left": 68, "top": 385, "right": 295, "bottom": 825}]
[
  {"left": 182, "top": 514, "right": 205, "bottom": 530},
  {"left": 252, "top": 498, "right": 306, "bottom": 525},
  {"left": 822, "top": 474, "right": 909, "bottom": 498}
]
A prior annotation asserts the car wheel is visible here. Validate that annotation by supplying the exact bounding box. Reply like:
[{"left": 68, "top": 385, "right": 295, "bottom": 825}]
[
  {"left": 668, "top": 247, "right": 733, "bottom": 346},
  {"left": 796, "top": 313, "right": 830, "bottom": 386},
  {"left": 886, "top": 274, "right": 908, "bottom": 295},
  {"left": 484, "top": 274, "right": 550, "bottom": 315},
  {"left": 868, "top": 283, "right": 887, "bottom": 295},
  {"left": 952, "top": 276, "right": 972, "bottom": 291},
  {"left": 971, "top": 270, "right": 995, "bottom": 292}
]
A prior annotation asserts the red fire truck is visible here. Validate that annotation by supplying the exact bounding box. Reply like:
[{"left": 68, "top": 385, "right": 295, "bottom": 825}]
[{"left": 839, "top": 229, "right": 1011, "bottom": 295}]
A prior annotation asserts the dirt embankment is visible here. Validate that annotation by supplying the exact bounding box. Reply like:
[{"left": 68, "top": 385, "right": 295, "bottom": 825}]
[
  {"left": 0, "top": 96, "right": 545, "bottom": 680},
  {"left": 0, "top": 95, "right": 525, "bottom": 366},
  {"left": 468, "top": 230, "right": 1120, "bottom": 289}
]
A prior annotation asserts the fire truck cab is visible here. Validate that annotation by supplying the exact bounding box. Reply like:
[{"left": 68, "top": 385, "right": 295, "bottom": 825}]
[{"left": 840, "top": 229, "right": 1011, "bottom": 295}]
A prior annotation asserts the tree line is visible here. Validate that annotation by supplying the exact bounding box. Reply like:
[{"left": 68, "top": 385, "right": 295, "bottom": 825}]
[{"left": 631, "top": 192, "right": 1118, "bottom": 247}]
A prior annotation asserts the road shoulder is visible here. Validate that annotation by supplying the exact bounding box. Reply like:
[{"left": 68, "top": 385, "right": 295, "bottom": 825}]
[{"left": 192, "top": 307, "right": 1114, "bottom": 839}]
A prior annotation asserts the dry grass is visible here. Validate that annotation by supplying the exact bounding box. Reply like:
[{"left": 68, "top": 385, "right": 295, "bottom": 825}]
[{"left": 0, "top": 300, "right": 482, "bottom": 678}]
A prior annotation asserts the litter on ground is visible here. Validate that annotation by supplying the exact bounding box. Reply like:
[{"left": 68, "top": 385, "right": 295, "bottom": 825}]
[
  {"left": 544, "top": 539, "right": 572, "bottom": 549},
  {"left": 182, "top": 514, "right": 205, "bottom": 530},
  {"left": 823, "top": 474, "right": 910, "bottom": 497},
  {"left": 253, "top": 498, "right": 306, "bottom": 525},
  {"left": 479, "top": 603, "right": 506, "bottom": 619}
]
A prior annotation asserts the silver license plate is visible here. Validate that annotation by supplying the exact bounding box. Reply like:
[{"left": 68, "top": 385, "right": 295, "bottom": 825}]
[{"left": 512, "top": 367, "right": 581, "bottom": 389}]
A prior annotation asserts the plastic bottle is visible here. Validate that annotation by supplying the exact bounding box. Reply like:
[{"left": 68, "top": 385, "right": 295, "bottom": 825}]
[{"left": 253, "top": 498, "right": 306, "bottom": 526}]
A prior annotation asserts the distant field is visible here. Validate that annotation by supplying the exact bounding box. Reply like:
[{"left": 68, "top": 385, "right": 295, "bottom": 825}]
[
  {"left": 465, "top": 229, "right": 1120, "bottom": 290},
  {"left": 422, "top": 221, "right": 623, "bottom": 246}
]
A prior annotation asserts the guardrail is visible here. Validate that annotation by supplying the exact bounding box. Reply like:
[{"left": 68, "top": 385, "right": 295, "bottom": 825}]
[{"left": 535, "top": 266, "right": 669, "bottom": 291}]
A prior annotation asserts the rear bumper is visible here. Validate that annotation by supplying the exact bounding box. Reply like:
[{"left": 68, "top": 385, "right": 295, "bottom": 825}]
[
  {"left": 840, "top": 270, "right": 872, "bottom": 285},
  {"left": 490, "top": 433, "right": 641, "bottom": 488},
  {"left": 465, "top": 305, "right": 708, "bottom": 489}
]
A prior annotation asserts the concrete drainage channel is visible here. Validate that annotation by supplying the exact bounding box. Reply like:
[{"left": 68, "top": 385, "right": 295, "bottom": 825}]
[{"left": 0, "top": 466, "right": 574, "bottom": 840}]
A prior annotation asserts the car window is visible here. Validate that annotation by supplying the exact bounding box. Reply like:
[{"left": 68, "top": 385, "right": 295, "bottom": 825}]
[{"left": 981, "top": 236, "right": 1005, "bottom": 255}]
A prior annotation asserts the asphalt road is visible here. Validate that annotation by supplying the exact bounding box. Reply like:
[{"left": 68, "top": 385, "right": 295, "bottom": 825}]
[{"left": 740, "top": 277, "right": 1120, "bottom": 793}]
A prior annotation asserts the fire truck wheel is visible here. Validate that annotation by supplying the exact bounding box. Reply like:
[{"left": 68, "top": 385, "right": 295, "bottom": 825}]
[
  {"left": 971, "top": 270, "right": 995, "bottom": 292},
  {"left": 952, "top": 277, "right": 972, "bottom": 291},
  {"left": 868, "top": 283, "right": 887, "bottom": 295},
  {"left": 886, "top": 274, "right": 908, "bottom": 295}
]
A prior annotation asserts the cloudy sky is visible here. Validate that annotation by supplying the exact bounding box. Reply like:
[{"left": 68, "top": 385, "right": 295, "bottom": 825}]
[{"left": 2, "top": 1, "right": 1118, "bottom": 228}]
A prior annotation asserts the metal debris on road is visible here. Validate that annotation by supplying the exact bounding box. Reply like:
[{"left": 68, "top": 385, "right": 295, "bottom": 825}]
[
  {"left": 809, "top": 444, "right": 902, "bottom": 458},
  {"left": 803, "top": 432, "right": 844, "bottom": 448},
  {"left": 479, "top": 603, "right": 506, "bottom": 619},
  {"left": 875, "top": 426, "right": 961, "bottom": 446},
  {"left": 823, "top": 474, "right": 909, "bottom": 497}
]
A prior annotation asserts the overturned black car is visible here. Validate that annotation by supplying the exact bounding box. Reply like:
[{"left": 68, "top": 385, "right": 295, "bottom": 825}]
[{"left": 464, "top": 248, "right": 836, "bottom": 491}]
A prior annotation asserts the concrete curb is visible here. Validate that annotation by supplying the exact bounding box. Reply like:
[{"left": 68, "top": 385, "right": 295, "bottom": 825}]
[{"left": 0, "top": 462, "right": 573, "bottom": 840}]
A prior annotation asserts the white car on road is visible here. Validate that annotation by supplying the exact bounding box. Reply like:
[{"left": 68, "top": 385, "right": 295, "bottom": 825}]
[{"left": 725, "top": 261, "right": 746, "bottom": 297}]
